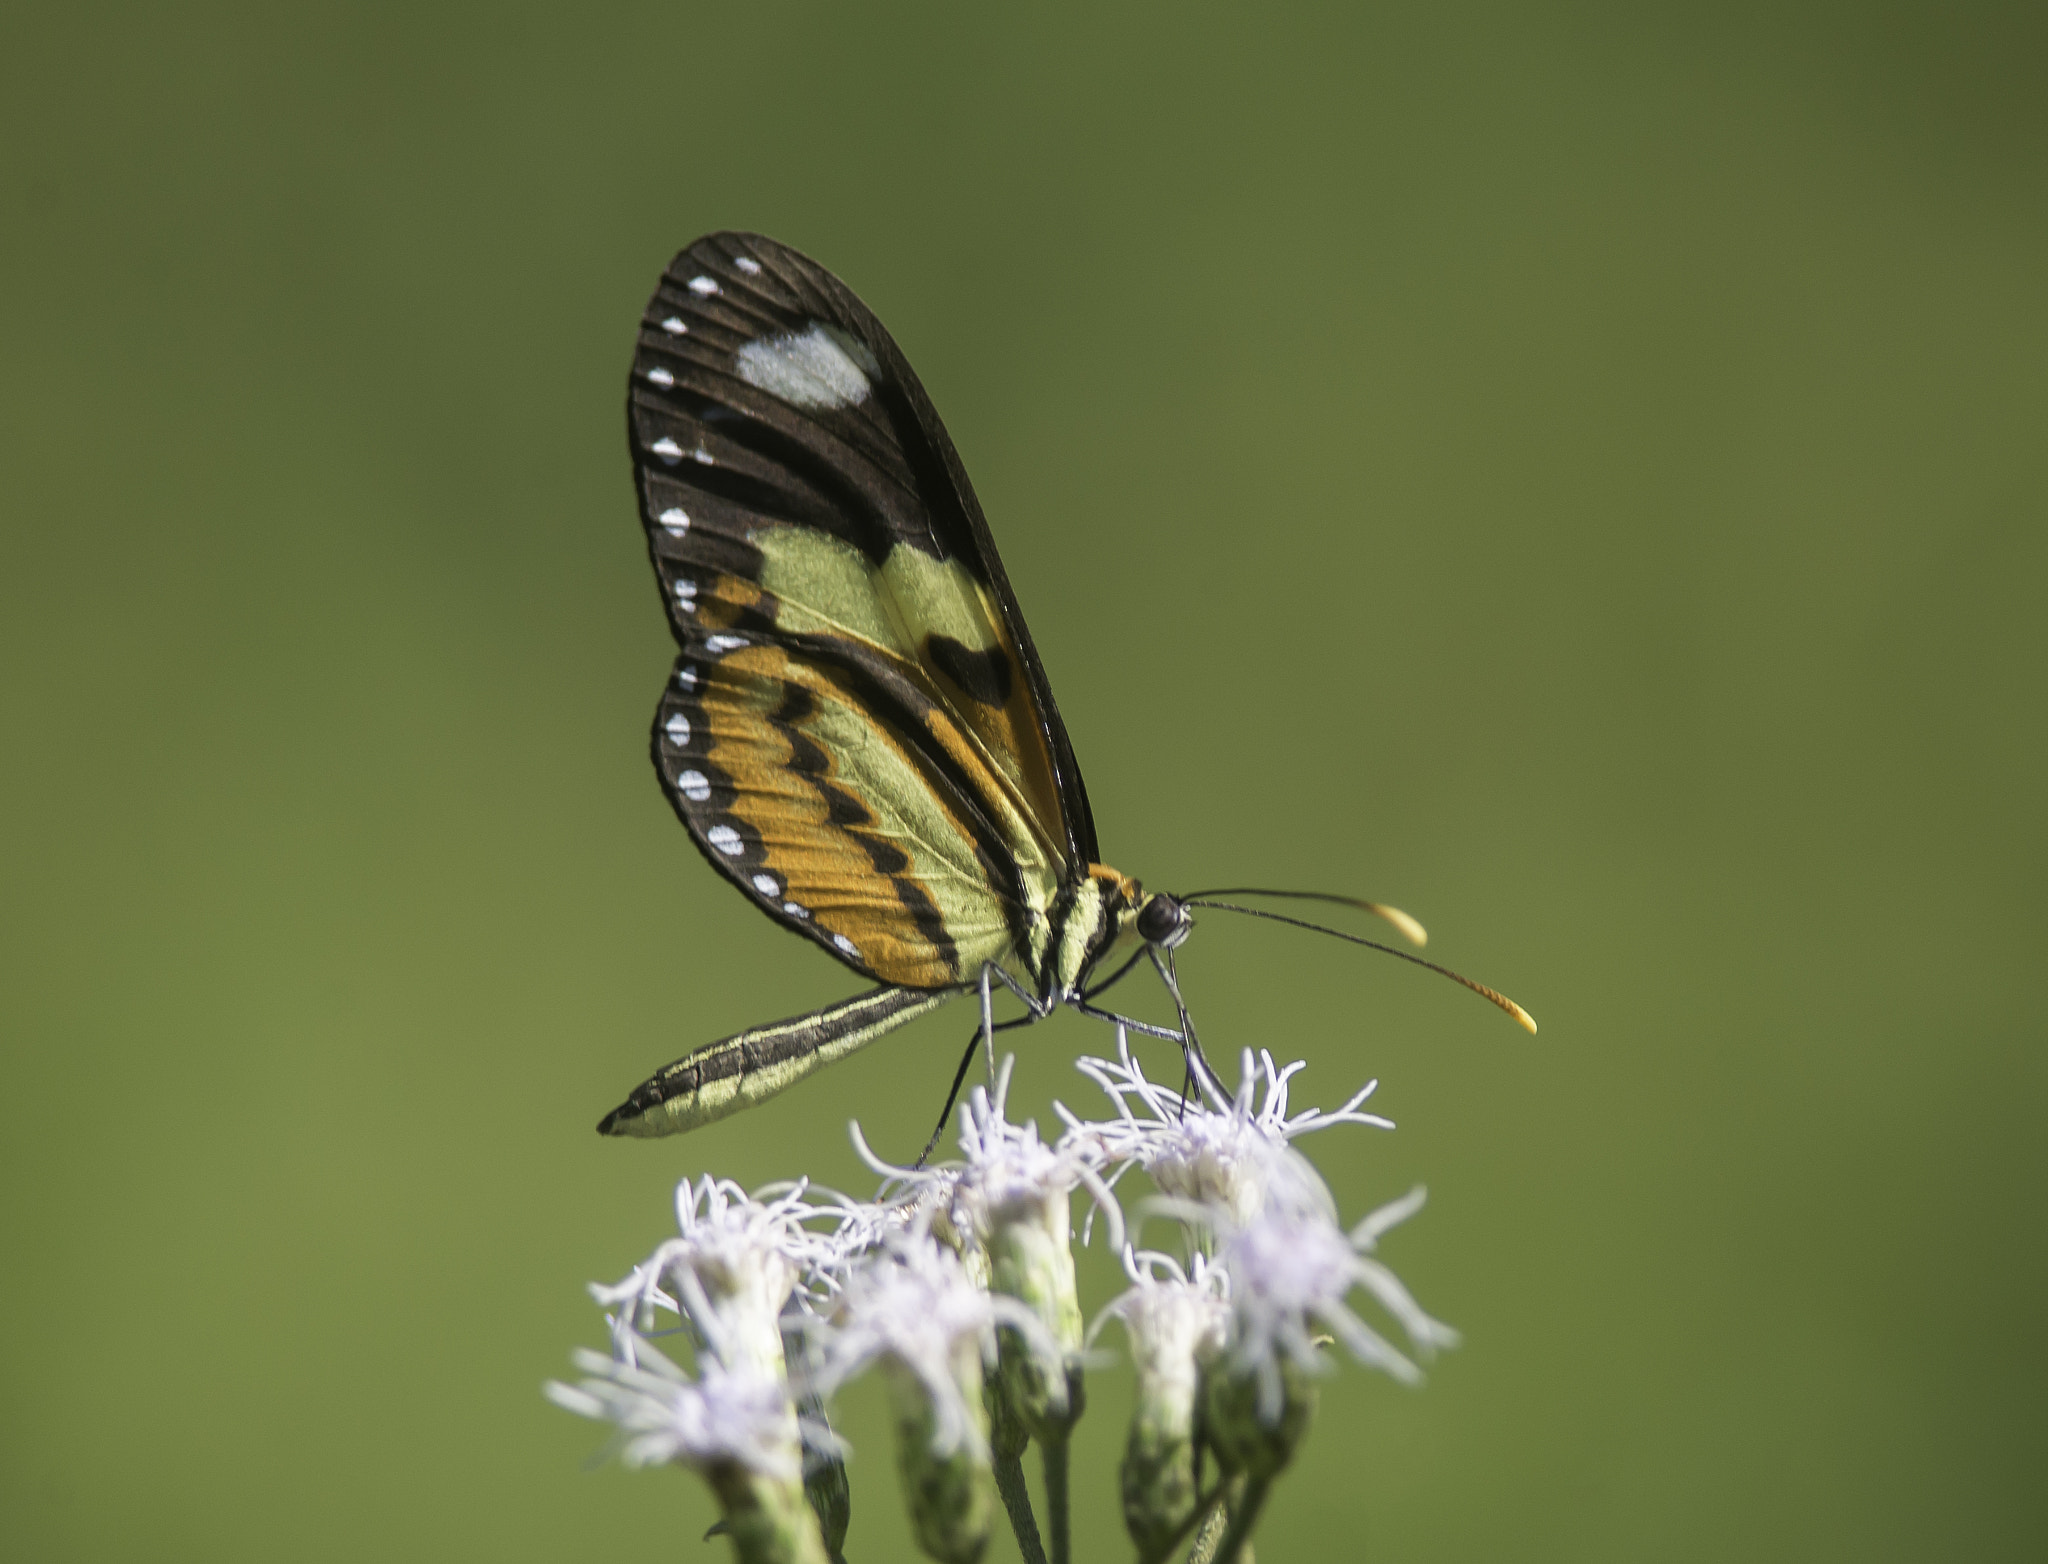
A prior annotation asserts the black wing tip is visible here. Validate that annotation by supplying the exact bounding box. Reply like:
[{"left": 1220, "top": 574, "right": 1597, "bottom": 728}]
[{"left": 672, "top": 231, "right": 811, "bottom": 287}]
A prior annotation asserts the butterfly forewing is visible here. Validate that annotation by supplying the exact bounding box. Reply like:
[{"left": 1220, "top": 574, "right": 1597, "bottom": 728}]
[{"left": 630, "top": 232, "right": 1092, "bottom": 988}]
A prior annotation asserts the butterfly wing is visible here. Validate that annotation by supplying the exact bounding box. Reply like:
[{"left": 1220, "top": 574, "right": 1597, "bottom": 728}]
[{"left": 630, "top": 233, "right": 1096, "bottom": 989}]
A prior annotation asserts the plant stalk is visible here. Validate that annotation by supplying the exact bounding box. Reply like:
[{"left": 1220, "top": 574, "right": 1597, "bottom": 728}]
[
  {"left": 993, "top": 1451, "right": 1049, "bottom": 1564},
  {"left": 1205, "top": 1473, "right": 1271, "bottom": 1564},
  {"left": 1041, "top": 1433, "right": 1071, "bottom": 1564}
]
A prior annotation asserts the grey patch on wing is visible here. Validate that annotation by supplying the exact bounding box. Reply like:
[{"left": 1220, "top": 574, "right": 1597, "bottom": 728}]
[{"left": 734, "top": 322, "right": 879, "bottom": 411}]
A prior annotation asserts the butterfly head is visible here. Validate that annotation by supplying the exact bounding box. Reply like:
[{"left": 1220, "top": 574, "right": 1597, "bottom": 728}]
[
  {"left": 1071, "top": 867, "right": 1193, "bottom": 991},
  {"left": 1135, "top": 889, "right": 1194, "bottom": 950}
]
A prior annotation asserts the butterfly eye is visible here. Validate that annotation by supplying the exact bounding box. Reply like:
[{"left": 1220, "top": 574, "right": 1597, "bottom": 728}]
[{"left": 1136, "top": 893, "right": 1191, "bottom": 949}]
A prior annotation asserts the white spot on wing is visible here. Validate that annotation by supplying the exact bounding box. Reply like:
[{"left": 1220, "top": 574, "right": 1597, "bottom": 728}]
[
  {"left": 735, "top": 256, "right": 762, "bottom": 276},
  {"left": 677, "top": 769, "right": 711, "bottom": 802},
  {"left": 705, "top": 634, "right": 747, "bottom": 653},
  {"left": 676, "top": 665, "right": 699, "bottom": 690},
  {"left": 646, "top": 366, "right": 674, "bottom": 388},
  {"left": 832, "top": 933, "right": 861, "bottom": 958},
  {"left": 671, "top": 578, "right": 697, "bottom": 613},
  {"left": 782, "top": 900, "right": 809, "bottom": 918},
  {"left": 650, "top": 437, "right": 683, "bottom": 464},
  {"left": 664, "top": 712, "right": 691, "bottom": 746},
  {"left": 661, "top": 317, "right": 688, "bottom": 335},
  {"left": 692, "top": 446, "right": 714, "bottom": 465},
  {"left": 735, "top": 322, "right": 876, "bottom": 411},
  {"left": 687, "top": 275, "right": 719, "bottom": 296},
  {"left": 707, "top": 823, "right": 743, "bottom": 855},
  {"left": 752, "top": 873, "right": 780, "bottom": 895},
  {"left": 659, "top": 507, "right": 689, "bottom": 536}
]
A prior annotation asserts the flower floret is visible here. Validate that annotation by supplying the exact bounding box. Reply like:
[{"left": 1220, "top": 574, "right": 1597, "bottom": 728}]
[
  {"left": 1065, "top": 1035, "right": 1392, "bottom": 1224},
  {"left": 545, "top": 1337, "right": 801, "bottom": 1478},
  {"left": 1218, "top": 1189, "right": 1458, "bottom": 1424}
]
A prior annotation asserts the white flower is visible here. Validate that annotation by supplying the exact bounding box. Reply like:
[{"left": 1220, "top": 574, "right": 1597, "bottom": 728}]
[
  {"left": 545, "top": 1335, "right": 804, "bottom": 1479},
  {"left": 1065, "top": 1034, "right": 1392, "bottom": 1226},
  {"left": 1091, "top": 1247, "right": 1231, "bottom": 1375},
  {"left": 1215, "top": 1187, "right": 1458, "bottom": 1424},
  {"left": 1091, "top": 1247, "right": 1231, "bottom": 1441},
  {"left": 852, "top": 1055, "right": 1125, "bottom": 1256},
  {"left": 592, "top": 1176, "right": 837, "bottom": 1377},
  {"left": 805, "top": 1233, "right": 1058, "bottom": 1460}
]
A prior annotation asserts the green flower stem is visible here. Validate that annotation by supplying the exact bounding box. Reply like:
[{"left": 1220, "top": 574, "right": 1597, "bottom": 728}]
[
  {"left": 702, "top": 1463, "right": 831, "bottom": 1564},
  {"left": 992, "top": 1450, "right": 1049, "bottom": 1564},
  {"left": 1183, "top": 1502, "right": 1228, "bottom": 1564},
  {"left": 1040, "top": 1431, "right": 1071, "bottom": 1564},
  {"left": 1177, "top": 1475, "right": 1244, "bottom": 1564},
  {"left": 1194, "top": 1473, "right": 1268, "bottom": 1564}
]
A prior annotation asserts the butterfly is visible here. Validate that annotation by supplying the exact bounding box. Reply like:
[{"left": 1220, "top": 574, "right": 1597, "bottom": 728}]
[{"left": 598, "top": 233, "right": 1532, "bottom": 1145}]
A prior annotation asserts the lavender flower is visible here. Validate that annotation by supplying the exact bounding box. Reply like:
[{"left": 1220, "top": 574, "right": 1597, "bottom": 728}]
[
  {"left": 807, "top": 1230, "right": 1056, "bottom": 1460},
  {"left": 593, "top": 1176, "right": 837, "bottom": 1381},
  {"left": 552, "top": 1037, "right": 1477, "bottom": 1564},
  {"left": 805, "top": 1232, "right": 1054, "bottom": 1564},
  {"left": 1193, "top": 1180, "right": 1459, "bottom": 1501},
  {"left": 546, "top": 1336, "right": 803, "bottom": 1478},
  {"left": 546, "top": 1334, "right": 833, "bottom": 1564},
  {"left": 1066, "top": 1035, "right": 1393, "bottom": 1226}
]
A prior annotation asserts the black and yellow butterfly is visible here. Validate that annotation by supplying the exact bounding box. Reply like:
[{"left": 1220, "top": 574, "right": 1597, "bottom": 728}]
[{"left": 599, "top": 233, "right": 1530, "bottom": 1142}]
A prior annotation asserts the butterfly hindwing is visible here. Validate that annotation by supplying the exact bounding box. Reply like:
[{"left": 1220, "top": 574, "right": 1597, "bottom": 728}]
[
  {"left": 654, "top": 639, "right": 1031, "bottom": 988},
  {"left": 631, "top": 232, "right": 1093, "bottom": 986}
]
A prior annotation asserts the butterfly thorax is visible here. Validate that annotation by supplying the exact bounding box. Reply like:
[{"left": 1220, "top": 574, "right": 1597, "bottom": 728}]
[{"left": 1039, "top": 864, "right": 1145, "bottom": 1001}]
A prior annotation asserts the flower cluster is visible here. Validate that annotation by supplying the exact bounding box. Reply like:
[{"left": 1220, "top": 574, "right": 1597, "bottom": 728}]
[{"left": 549, "top": 1037, "right": 1456, "bottom": 1564}]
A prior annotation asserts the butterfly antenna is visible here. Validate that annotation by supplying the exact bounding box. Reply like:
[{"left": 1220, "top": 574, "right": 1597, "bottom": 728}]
[
  {"left": 1182, "top": 899, "right": 1538, "bottom": 1032},
  {"left": 1178, "top": 887, "right": 1429, "bottom": 947}
]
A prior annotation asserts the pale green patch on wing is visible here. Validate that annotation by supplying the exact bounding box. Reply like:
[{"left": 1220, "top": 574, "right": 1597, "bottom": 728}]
[
  {"left": 756, "top": 527, "right": 1008, "bottom": 665},
  {"left": 752, "top": 526, "right": 1064, "bottom": 914}
]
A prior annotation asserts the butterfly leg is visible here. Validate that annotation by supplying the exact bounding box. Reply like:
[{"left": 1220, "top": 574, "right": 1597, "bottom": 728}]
[
  {"left": 1148, "top": 947, "right": 1225, "bottom": 1097},
  {"left": 914, "top": 980, "right": 1048, "bottom": 1169},
  {"left": 979, "top": 964, "right": 999, "bottom": 1079},
  {"left": 984, "top": 960, "right": 1054, "bottom": 1014},
  {"left": 1070, "top": 1001, "right": 1185, "bottom": 1043},
  {"left": 1078, "top": 947, "right": 1147, "bottom": 1004}
]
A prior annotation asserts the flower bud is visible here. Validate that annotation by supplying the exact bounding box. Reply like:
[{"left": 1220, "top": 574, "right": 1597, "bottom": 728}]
[
  {"left": 806, "top": 1236, "right": 1025, "bottom": 1563},
  {"left": 987, "top": 1178, "right": 1086, "bottom": 1441},
  {"left": 885, "top": 1343, "right": 996, "bottom": 1564},
  {"left": 546, "top": 1343, "right": 828, "bottom": 1564},
  {"left": 702, "top": 1459, "right": 835, "bottom": 1564},
  {"left": 1201, "top": 1350, "right": 1318, "bottom": 1481},
  {"left": 784, "top": 1346, "right": 849, "bottom": 1562},
  {"left": 1099, "top": 1254, "right": 1229, "bottom": 1556}
]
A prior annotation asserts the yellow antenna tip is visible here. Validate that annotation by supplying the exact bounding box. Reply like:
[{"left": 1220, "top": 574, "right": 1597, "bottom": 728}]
[
  {"left": 1369, "top": 903, "right": 1429, "bottom": 947},
  {"left": 1510, "top": 1000, "right": 1538, "bottom": 1034}
]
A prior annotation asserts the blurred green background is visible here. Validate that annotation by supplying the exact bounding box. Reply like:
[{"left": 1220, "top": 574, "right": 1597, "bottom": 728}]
[{"left": 4, "top": 3, "right": 2044, "bottom": 1560}]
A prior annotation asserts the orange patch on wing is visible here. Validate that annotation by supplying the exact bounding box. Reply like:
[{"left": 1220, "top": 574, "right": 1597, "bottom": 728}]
[{"left": 700, "top": 642, "right": 975, "bottom": 989}]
